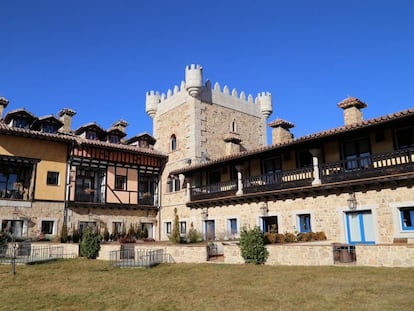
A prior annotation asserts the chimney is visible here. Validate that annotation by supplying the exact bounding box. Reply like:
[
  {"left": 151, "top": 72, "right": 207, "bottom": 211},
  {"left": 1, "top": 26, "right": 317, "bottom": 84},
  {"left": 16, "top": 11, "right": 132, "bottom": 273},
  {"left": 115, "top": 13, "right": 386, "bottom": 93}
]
[
  {"left": 337, "top": 96, "right": 367, "bottom": 125},
  {"left": 58, "top": 108, "right": 77, "bottom": 132},
  {"left": 0, "top": 96, "right": 9, "bottom": 119},
  {"left": 224, "top": 132, "right": 242, "bottom": 155},
  {"left": 111, "top": 119, "right": 128, "bottom": 133},
  {"left": 268, "top": 118, "right": 294, "bottom": 145}
]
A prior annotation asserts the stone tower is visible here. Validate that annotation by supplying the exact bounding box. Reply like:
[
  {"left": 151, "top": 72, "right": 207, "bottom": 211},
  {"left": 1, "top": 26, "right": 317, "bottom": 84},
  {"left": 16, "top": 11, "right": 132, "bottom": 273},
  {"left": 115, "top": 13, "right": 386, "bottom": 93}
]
[
  {"left": 146, "top": 64, "right": 273, "bottom": 173},
  {"left": 145, "top": 65, "right": 273, "bottom": 239}
]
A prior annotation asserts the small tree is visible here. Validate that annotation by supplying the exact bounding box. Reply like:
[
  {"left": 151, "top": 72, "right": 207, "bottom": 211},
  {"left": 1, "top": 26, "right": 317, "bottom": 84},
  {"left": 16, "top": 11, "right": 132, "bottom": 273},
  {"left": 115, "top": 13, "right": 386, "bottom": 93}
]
[
  {"left": 169, "top": 208, "right": 181, "bottom": 243},
  {"left": 186, "top": 222, "right": 202, "bottom": 243},
  {"left": 239, "top": 226, "right": 269, "bottom": 264},
  {"left": 60, "top": 223, "right": 68, "bottom": 243},
  {"left": 80, "top": 227, "right": 101, "bottom": 259}
]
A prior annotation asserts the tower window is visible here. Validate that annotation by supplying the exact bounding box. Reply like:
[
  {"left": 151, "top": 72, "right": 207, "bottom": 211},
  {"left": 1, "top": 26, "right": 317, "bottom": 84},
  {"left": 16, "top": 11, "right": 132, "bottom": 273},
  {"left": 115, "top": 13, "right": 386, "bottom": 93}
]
[
  {"left": 231, "top": 120, "right": 237, "bottom": 132},
  {"left": 170, "top": 135, "right": 177, "bottom": 151}
]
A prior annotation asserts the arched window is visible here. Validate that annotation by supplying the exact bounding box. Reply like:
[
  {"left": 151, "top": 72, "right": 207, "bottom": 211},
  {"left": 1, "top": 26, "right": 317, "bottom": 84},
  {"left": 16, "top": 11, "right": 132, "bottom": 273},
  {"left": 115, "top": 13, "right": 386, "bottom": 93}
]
[
  {"left": 231, "top": 120, "right": 237, "bottom": 133},
  {"left": 170, "top": 134, "right": 177, "bottom": 151}
]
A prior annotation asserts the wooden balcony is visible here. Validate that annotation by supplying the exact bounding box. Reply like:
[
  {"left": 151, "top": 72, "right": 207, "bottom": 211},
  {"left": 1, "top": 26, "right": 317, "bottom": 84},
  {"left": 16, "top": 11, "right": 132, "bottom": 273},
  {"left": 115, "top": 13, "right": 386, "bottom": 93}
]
[
  {"left": 188, "top": 147, "right": 414, "bottom": 204},
  {"left": 320, "top": 148, "right": 414, "bottom": 183}
]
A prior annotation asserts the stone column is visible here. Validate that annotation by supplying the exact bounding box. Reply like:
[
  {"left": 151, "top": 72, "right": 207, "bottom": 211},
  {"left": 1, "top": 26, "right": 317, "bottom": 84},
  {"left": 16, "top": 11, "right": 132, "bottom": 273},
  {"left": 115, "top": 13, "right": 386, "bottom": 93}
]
[
  {"left": 309, "top": 148, "right": 321, "bottom": 185},
  {"left": 235, "top": 165, "right": 243, "bottom": 195},
  {"left": 186, "top": 182, "right": 191, "bottom": 202}
]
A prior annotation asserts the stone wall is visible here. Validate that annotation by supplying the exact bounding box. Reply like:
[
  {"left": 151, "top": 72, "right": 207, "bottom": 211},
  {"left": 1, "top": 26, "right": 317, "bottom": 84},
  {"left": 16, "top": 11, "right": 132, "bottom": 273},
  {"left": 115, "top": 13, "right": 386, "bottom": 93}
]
[
  {"left": 356, "top": 244, "right": 414, "bottom": 267},
  {"left": 223, "top": 242, "right": 334, "bottom": 265},
  {"left": 96, "top": 243, "right": 208, "bottom": 263},
  {"left": 25, "top": 242, "right": 414, "bottom": 267}
]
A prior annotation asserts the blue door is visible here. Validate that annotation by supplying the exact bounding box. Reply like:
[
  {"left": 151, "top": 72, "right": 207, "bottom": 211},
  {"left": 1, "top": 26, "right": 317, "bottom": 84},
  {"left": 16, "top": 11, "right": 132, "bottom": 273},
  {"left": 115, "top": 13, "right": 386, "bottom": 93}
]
[{"left": 345, "top": 211, "right": 375, "bottom": 244}]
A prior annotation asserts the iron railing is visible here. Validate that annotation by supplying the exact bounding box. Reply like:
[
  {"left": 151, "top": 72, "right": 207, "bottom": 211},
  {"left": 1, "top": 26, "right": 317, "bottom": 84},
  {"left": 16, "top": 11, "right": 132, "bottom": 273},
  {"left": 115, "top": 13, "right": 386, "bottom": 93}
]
[
  {"left": 109, "top": 248, "right": 173, "bottom": 267},
  {"left": 0, "top": 243, "right": 65, "bottom": 264}
]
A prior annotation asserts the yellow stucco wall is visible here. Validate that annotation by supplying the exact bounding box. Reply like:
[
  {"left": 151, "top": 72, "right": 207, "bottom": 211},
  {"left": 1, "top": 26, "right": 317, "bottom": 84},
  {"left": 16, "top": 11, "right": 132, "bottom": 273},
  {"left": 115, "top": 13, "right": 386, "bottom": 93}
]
[{"left": 0, "top": 134, "right": 67, "bottom": 201}]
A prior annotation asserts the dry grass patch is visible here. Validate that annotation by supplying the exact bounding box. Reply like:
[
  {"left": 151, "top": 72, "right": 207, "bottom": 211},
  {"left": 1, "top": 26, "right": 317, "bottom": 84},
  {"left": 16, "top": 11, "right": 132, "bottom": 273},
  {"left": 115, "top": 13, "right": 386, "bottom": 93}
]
[{"left": 0, "top": 259, "right": 413, "bottom": 310}]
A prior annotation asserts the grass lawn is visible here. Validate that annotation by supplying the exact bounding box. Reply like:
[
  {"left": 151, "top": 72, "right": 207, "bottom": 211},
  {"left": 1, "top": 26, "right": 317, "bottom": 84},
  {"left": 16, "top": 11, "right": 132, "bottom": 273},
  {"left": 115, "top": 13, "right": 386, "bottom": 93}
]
[{"left": 1, "top": 259, "right": 414, "bottom": 311}]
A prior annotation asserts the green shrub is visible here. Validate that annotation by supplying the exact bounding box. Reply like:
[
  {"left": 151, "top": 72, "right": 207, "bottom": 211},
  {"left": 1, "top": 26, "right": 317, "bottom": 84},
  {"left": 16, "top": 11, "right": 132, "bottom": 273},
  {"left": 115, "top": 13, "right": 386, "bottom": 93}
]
[
  {"left": 186, "top": 222, "right": 202, "bottom": 243},
  {"left": 239, "top": 226, "right": 269, "bottom": 264},
  {"left": 80, "top": 227, "right": 101, "bottom": 259}
]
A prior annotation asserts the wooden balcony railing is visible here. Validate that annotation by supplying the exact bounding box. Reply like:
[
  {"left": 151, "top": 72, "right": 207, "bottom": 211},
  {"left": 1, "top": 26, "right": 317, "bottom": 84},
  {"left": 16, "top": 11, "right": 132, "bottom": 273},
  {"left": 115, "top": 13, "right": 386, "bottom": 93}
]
[
  {"left": 188, "top": 147, "right": 414, "bottom": 202},
  {"left": 243, "top": 167, "right": 313, "bottom": 194},
  {"left": 321, "top": 147, "right": 414, "bottom": 183},
  {"left": 191, "top": 180, "right": 238, "bottom": 200}
]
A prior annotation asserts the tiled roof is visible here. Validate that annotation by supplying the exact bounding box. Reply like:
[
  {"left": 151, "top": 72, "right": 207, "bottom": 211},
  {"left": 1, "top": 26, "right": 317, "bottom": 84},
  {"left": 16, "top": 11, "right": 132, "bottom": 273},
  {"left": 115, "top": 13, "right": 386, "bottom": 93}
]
[
  {"left": 74, "top": 137, "right": 167, "bottom": 157},
  {"left": 125, "top": 132, "right": 156, "bottom": 145},
  {"left": 0, "top": 120, "right": 167, "bottom": 158},
  {"left": 0, "top": 119, "right": 73, "bottom": 142},
  {"left": 74, "top": 122, "right": 105, "bottom": 134},
  {"left": 170, "top": 107, "right": 414, "bottom": 175},
  {"left": 337, "top": 96, "right": 367, "bottom": 109},
  {"left": 268, "top": 118, "right": 295, "bottom": 129}
]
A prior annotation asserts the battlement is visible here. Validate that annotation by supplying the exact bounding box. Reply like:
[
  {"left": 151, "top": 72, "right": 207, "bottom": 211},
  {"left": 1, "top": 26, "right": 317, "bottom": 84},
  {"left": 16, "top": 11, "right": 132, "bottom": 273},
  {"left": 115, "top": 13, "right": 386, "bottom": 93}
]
[{"left": 145, "top": 65, "right": 273, "bottom": 119}]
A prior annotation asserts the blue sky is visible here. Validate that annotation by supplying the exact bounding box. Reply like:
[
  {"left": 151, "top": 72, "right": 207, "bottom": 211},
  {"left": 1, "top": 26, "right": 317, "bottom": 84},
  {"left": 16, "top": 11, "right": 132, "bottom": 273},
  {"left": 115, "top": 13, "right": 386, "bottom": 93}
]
[{"left": 1, "top": 0, "right": 413, "bottom": 142}]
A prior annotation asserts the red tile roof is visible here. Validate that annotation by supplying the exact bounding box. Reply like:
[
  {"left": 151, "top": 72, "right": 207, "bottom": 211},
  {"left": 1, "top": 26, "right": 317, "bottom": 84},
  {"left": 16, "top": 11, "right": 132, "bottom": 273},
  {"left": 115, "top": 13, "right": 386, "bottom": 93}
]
[
  {"left": 268, "top": 118, "right": 295, "bottom": 129},
  {"left": 337, "top": 96, "right": 367, "bottom": 109},
  {"left": 0, "top": 120, "right": 167, "bottom": 158},
  {"left": 170, "top": 107, "right": 414, "bottom": 175}
]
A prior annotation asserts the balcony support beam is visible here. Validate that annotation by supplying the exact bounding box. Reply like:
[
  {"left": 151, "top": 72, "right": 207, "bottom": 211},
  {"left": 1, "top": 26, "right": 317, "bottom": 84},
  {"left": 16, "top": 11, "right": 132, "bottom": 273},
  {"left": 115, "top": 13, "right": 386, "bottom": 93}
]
[
  {"left": 309, "top": 148, "right": 322, "bottom": 186},
  {"left": 235, "top": 165, "right": 244, "bottom": 195}
]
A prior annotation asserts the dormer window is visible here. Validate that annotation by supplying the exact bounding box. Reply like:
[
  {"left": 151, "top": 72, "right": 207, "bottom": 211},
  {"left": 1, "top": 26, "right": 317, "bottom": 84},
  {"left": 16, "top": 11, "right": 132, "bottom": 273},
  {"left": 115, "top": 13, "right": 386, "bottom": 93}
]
[
  {"left": 109, "top": 135, "right": 120, "bottom": 144},
  {"left": 86, "top": 131, "right": 97, "bottom": 140},
  {"left": 13, "top": 117, "right": 29, "bottom": 129},
  {"left": 42, "top": 123, "right": 58, "bottom": 133}
]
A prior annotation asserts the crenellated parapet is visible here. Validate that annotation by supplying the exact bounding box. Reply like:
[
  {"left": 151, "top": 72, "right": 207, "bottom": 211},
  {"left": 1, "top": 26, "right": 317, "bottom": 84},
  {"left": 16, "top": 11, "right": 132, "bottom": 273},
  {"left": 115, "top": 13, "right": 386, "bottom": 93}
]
[{"left": 145, "top": 65, "right": 273, "bottom": 119}]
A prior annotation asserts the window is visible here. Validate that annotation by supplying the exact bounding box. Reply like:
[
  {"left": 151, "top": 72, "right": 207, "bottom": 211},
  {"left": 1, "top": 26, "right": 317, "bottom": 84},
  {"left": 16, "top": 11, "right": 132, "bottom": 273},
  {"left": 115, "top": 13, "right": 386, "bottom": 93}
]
[
  {"left": 297, "top": 150, "right": 312, "bottom": 168},
  {"left": 41, "top": 220, "right": 54, "bottom": 235},
  {"left": 42, "top": 123, "right": 58, "bottom": 133},
  {"left": 86, "top": 131, "right": 97, "bottom": 140},
  {"left": 0, "top": 168, "right": 25, "bottom": 199},
  {"left": 13, "top": 118, "right": 28, "bottom": 129},
  {"left": 168, "top": 178, "right": 180, "bottom": 192},
  {"left": 1, "top": 219, "right": 24, "bottom": 237},
  {"left": 400, "top": 207, "right": 414, "bottom": 230},
  {"left": 165, "top": 222, "right": 172, "bottom": 235},
  {"left": 47, "top": 171, "right": 59, "bottom": 185},
  {"left": 262, "top": 156, "right": 282, "bottom": 184},
  {"left": 262, "top": 216, "right": 278, "bottom": 233},
  {"left": 112, "top": 222, "right": 122, "bottom": 235},
  {"left": 115, "top": 175, "right": 127, "bottom": 190},
  {"left": 395, "top": 126, "right": 414, "bottom": 149},
  {"left": 170, "top": 134, "right": 177, "bottom": 151},
  {"left": 109, "top": 135, "right": 120, "bottom": 144},
  {"left": 231, "top": 120, "right": 237, "bottom": 132},
  {"left": 180, "top": 221, "right": 187, "bottom": 235},
  {"left": 228, "top": 218, "right": 238, "bottom": 235},
  {"left": 298, "top": 214, "right": 311, "bottom": 233},
  {"left": 343, "top": 137, "right": 371, "bottom": 169}
]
